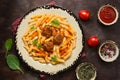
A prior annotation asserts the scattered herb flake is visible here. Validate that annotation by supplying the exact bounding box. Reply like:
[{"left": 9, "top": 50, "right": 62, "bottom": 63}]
[
  {"left": 51, "top": 19, "right": 60, "bottom": 27},
  {"left": 30, "top": 26, "right": 35, "bottom": 31},
  {"left": 33, "top": 39, "right": 38, "bottom": 45},
  {"left": 5, "top": 38, "right": 13, "bottom": 51},
  {"left": 37, "top": 43, "right": 42, "bottom": 49},
  {"left": 51, "top": 55, "right": 58, "bottom": 62}
]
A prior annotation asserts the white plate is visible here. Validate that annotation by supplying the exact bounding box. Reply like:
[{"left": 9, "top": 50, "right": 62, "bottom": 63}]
[{"left": 16, "top": 5, "right": 84, "bottom": 75}]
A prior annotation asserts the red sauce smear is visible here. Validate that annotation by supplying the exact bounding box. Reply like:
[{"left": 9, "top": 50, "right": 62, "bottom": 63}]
[{"left": 99, "top": 6, "right": 116, "bottom": 23}]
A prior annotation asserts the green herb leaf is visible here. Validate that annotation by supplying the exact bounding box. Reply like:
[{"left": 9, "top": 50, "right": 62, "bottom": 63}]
[
  {"left": 51, "top": 55, "right": 58, "bottom": 62},
  {"left": 33, "top": 39, "right": 38, "bottom": 45},
  {"left": 6, "top": 54, "right": 24, "bottom": 74},
  {"left": 5, "top": 38, "right": 13, "bottom": 51},
  {"left": 51, "top": 19, "right": 60, "bottom": 27},
  {"left": 37, "top": 43, "right": 42, "bottom": 49},
  {"left": 30, "top": 26, "right": 35, "bottom": 31}
]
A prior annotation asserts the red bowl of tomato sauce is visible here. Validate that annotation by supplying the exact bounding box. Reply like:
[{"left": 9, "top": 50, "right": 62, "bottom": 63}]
[{"left": 98, "top": 4, "right": 119, "bottom": 26}]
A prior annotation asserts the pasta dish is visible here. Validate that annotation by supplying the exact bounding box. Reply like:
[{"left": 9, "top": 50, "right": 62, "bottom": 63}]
[{"left": 22, "top": 14, "right": 76, "bottom": 64}]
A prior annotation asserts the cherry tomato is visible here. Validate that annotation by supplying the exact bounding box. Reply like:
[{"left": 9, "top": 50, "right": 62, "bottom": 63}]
[
  {"left": 87, "top": 36, "right": 99, "bottom": 47},
  {"left": 78, "top": 10, "right": 90, "bottom": 21}
]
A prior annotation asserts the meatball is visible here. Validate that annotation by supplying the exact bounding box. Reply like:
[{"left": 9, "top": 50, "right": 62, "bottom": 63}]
[
  {"left": 53, "top": 34, "right": 64, "bottom": 45},
  {"left": 42, "top": 41, "right": 54, "bottom": 52},
  {"left": 41, "top": 26, "right": 52, "bottom": 38}
]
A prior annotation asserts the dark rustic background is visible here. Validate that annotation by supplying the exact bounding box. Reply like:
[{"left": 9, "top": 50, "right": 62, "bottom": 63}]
[{"left": 0, "top": 0, "right": 120, "bottom": 80}]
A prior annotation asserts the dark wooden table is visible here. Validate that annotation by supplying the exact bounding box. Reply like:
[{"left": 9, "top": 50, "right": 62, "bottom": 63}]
[{"left": 0, "top": 0, "right": 120, "bottom": 80}]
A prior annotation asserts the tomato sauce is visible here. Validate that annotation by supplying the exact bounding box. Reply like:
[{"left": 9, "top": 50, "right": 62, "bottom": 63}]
[{"left": 99, "top": 6, "right": 116, "bottom": 23}]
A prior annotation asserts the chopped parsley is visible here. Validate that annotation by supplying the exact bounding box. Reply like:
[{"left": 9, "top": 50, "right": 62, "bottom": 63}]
[
  {"left": 30, "top": 26, "right": 35, "bottom": 31},
  {"left": 37, "top": 43, "right": 42, "bottom": 49},
  {"left": 51, "top": 55, "right": 58, "bottom": 62},
  {"left": 51, "top": 19, "right": 60, "bottom": 27},
  {"left": 33, "top": 39, "right": 38, "bottom": 45}
]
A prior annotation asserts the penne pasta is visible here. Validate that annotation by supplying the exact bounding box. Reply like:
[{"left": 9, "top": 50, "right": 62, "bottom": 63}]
[{"left": 22, "top": 14, "right": 77, "bottom": 65}]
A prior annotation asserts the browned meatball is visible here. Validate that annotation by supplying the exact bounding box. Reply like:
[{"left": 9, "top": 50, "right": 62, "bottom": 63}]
[
  {"left": 41, "top": 26, "right": 52, "bottom": 38},
  {"left": 53, "top": 34, "right": 64, "bottom": 45},
  {"left": 42, "top": 41, "right": 54, "bottom": 52}
]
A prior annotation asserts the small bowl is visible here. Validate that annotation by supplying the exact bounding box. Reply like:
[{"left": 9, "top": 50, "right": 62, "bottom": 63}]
[
  {"left": 99, "top": 40, "right": 119, "bottom": 62},
  {"left": 76, "top": 62, "right": 97, "bottom": 80},
  {"left": 98, "top": 4, "right": 119, "bottom": 26}
]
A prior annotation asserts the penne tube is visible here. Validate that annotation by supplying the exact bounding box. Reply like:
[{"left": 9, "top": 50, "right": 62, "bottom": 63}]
[
  {"left": 31, "top": 15, "right": 42, "bottom": 19},
  {"left": 38, "top": 57, "right": 46, "bottom": 63},
  {"left": 57, "top": 58, "right": 65, "bottom": 63}
]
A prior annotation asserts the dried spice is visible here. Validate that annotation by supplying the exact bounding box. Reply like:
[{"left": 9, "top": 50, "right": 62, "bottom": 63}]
[
  {"left": 76, "top": 63, "right": 96, "bottom": 80},
  {"left": 100, "top": 43, "right": 116, "bottom": 59}
]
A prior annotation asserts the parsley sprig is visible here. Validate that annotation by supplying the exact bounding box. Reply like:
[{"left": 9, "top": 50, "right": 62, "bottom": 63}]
[
  {"left": 51, "top": 19, "right": 60, "bottom": 27},
  {"left": 5, "top": 38, "right": 24, "bottom": 74}
]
